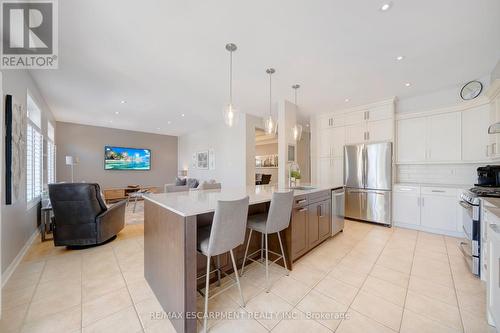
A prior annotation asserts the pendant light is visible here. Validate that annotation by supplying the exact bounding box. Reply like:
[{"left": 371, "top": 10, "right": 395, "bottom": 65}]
[
  {"left": 263, "top": 68, "right": 277, "bottom": 135},
  {"left": 223, "top": 43, "right": 238, "bottom": 127},
  {"left": 292, "top": 84, "right": 303, "bottom": 142}
]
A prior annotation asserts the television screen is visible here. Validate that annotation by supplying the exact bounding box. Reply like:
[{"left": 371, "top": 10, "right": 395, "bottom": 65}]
[{"left": 104, "top": 146, "right": 151, "bottom": 170}]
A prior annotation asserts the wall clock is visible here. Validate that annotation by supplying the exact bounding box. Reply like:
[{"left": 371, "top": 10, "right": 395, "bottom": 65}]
[{"left": 460, "top": 80, "right": 483, "bottom": 100}]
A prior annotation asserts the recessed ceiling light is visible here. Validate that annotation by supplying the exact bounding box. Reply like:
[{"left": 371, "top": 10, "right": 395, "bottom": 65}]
[
  {"left": 344, "top": 98, "right": 350, "bottom": 102},
  {"left": 405, "top": 82, "right": 411, "bottom": 87},
  {"left": 120, "top": 100, "right": 126, "bottom": 104},
  {"left": 114, "top": 111, "right": 119, "bottom": 115},
  {"left": 396, "top": 55, "right": 405, "bottom": 61},
  {"left": 181, "top": 113, "right": 185, "bottom": 117},
  {"left": 109, "top": 120, "right": 113, "bottom": 123},
  {"left": 380, "top": 2, "right": 392, "bottom": 11},
  {"left": 306, "top": 124, "right": 310, "bottom": 127},
  {"left": 157, "top": 127, "right": 161, "bottom": 130},
  {"left": 167, "top": 121, "right": 172, "bottom": 125}
]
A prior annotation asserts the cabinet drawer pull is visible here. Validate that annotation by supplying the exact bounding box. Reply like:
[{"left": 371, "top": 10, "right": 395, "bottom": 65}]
[
  {"left": 431, "top": 190, "right": 446, "bottom": 193},
  {"left": 296, "top": 199, "right": 307, "bottom": 204},
  {"left": 298, "top": 208, "right": 308, "bottom": 212},
  {"left": 317, "top": 205, "right": 324, "bottom": 217}
]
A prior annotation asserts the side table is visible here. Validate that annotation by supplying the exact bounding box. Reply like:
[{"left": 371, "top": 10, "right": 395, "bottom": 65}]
[{"left": 41, "top": 204, "right": 53, "bottom": 242}]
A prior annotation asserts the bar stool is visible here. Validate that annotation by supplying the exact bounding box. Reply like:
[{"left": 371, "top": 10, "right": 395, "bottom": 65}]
[
  {"left": 196, "top": 196, "right": 250, "bottom": 333},
  {"left": 240, "top": 191, "right": 294, "bottom": 291}
]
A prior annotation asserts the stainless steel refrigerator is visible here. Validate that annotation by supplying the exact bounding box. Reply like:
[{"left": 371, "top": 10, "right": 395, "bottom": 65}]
[{"left": 344, "top": 142, "right": 392, "bottom": 226}]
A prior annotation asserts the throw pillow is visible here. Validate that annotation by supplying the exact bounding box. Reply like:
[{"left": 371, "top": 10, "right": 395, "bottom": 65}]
[
  {"left": 186, "top": 178, "right": 199, "bottom": 188},
  {"left": 175, "top": 177, "right": 186, "bottom": 186}
]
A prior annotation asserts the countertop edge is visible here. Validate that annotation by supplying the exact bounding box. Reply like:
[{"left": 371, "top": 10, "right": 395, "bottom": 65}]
[{"left": 144, "top": 185, "right": 343, "bottom": 217}]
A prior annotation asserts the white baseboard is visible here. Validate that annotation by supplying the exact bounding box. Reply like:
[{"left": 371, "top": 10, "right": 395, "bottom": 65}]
[
  {"left": 394, "top": 222, "right": 464, "bottom": 238},
  {"left": 1, "top": 229, "right": 39, "bottom": 288}
]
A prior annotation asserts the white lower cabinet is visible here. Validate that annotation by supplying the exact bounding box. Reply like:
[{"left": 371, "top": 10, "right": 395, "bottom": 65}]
[
  {"left": 393, "top": 184, "right": 462, "bottom": 236},
  {"left": 487, "top": 222, "right": 500, "bottom": 327},
  {"left": 420, "top": 194, "right": 458, "bottom": 232},
  {"left": 393, "top": 185, "right": 420, "bottom": 226}
]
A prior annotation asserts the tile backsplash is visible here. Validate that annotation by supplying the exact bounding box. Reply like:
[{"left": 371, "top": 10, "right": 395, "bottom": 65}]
[{"left": 396, "top": 164, "right": 490, "bottom": 185}]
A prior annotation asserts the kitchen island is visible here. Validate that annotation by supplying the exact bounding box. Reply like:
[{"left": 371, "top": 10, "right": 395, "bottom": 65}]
[{"left": 143, "top": 184, "right": 341, "bottom": 333}]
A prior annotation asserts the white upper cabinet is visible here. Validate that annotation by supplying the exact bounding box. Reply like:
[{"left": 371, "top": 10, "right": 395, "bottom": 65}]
[
  {"left": 397, "top": 112, "right": 461, "bottom": 163},
  {"left": 462, "top": 104, "right": 490, "bottom": 162},
  {"left": 331, "top": 127, "right": 346, "bottom": 157},
  {"left": 397, "top": 117, "right": 427, "bottom": 163},
  {"left": 427, "top": 112, "right": 461, "bottom": 162},
  {"left": 319, "top": 128, "right": 333, "bottom": 157},
  {"left": 319, "top": 113, "right": 345, "bottom": 129},
  {"left": 345, "top": 123, "right": 366, "bottom": 144},
  {"left": 367, "top": 105, "right": 393, "bottom": 121},
  {"left": 319, "top": 127, "right": 345, "bottom": 157},
  {"left": 367, "top": 119, "right": 393, "bottom": 142},
  {"left": 344, "top": 111, "right": 365, "bottom": 126}
]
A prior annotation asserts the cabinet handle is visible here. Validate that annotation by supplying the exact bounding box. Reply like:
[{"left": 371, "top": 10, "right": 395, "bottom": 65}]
[
  {"left": 422, "top": 197, "right": 425, "bottom": 206},
  {"left": 367, "top": 131, "right": 370, "bottom": 141},
  {"left": 298, "top": 208, "right": 308, "bottom": 212},
  {"left": 431, "top": 190, "right": 446, "bottom": 193},
  {"left": 366, "top": 111, "right": 370, "bottom": 120},
  {"left": 296, "top": 199, "right": 307, "bottom": 205}
]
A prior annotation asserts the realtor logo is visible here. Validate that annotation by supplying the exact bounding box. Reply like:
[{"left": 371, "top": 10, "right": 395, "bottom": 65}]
[{"left": 1, "top": 0, "right": 58, "bottom": 69}]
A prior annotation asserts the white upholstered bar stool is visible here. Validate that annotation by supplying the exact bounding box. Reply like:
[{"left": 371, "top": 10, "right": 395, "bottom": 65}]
[
  {"left": 196, "top": 196, "right": 250, "bottom": 333},
  {"left": 240, "top": 191, "right": 294, "bottom": 292}
]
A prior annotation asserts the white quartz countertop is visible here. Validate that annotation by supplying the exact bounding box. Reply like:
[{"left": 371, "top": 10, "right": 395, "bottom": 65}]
[{"left": 144, "top": 184, "right": 342, "bottom": 217}]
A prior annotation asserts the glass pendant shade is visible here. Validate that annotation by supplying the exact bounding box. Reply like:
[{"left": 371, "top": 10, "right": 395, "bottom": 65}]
[
  {"left": 292, "top": 124, "right": 303, "bottom": 142},
  {"left": 223, "top": 103, "right": 238, "bottom": 127},
  {"left": 224, "top": 43, "right": 238, "bottom": 127},
  {"left": 264, "top": 114, "right": 277, "bottom": 135}
]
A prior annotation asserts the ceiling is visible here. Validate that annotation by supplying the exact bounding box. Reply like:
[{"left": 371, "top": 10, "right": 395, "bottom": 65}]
[{"left": 30, "top": 0, "right": 500, "bottom": 136}]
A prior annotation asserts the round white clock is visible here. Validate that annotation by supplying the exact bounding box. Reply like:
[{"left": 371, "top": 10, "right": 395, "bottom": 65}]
[{"left": 460, "top": 80, "right": 483, "bottom": 100}]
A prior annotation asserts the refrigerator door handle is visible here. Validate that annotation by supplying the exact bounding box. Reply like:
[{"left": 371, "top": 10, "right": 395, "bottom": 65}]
[{"left": 363, "top": 146, "right": 367, "bottom": 189}]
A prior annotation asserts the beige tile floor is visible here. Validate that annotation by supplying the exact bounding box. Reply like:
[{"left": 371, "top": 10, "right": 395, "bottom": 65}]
[{"left": 0, "top": 201, "right": 496, "bottom": 333}]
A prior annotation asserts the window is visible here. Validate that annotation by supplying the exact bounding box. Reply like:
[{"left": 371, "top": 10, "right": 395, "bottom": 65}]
[
  {"left": 47, "top": 122, "right": 56, "bottom": 184},
  {"left": 26, "top": 94, "right": 43, "bottom": 206}
]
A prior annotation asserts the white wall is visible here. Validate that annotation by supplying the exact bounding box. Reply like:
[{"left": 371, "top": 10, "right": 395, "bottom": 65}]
[
  {"left": 178, "top": 116, "right": 247, "bottom": 188},
  {"left": 278, "top": 100, "right": 297, "bottom": 187},
  {"left": 1, "top": 70, "right": 56, "bottom": 275},
  {"left": 245, "top": 114, "right": 263, "bottom": 186},
  {"left": 492, "top": 60, "right": 500, "bottom": 83},
  {"left": 397, "top": 75, "right": 490, "bottom": 114}
]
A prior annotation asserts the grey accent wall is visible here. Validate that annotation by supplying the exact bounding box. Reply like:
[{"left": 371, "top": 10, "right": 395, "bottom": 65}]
[
  {"left": 1, "top": 70, "right": 56, "bottom": 274},
  {"left": 56, "top": 122, "right": 178, "bottom": 189}
]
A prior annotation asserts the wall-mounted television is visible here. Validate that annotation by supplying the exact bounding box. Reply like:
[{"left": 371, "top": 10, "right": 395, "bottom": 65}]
[{"left": 104, "top": 146, "right": 151, "bottom": 170}]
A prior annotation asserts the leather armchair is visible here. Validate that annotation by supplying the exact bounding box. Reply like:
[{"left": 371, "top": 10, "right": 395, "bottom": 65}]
[{"left": 48, "top": 183, "right": 125, "bottom": 246}]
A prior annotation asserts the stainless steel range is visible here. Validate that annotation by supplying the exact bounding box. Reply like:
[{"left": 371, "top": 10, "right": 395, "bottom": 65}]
[{"left": 459, "top": 186, "right": 500, "bottom": 277}]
